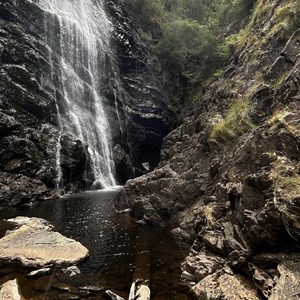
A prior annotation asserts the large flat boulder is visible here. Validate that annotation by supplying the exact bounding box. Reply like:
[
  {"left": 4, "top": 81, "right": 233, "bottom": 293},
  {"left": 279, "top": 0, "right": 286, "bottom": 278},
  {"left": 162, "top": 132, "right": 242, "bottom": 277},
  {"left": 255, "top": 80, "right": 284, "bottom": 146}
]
[{"left": 0, "top": 217, "right": 89, "bottom": 267}]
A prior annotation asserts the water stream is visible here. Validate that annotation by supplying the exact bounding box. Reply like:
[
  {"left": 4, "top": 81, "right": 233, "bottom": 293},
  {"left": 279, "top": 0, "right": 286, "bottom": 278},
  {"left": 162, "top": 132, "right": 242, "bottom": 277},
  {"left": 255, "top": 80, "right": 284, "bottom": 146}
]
[
  {"left": 0, "top": 190, "right": 194, "bottom": 299},
  {"left": 40, "top": 0, "right": 116, "bottom": 190},
  {"left": 0, "top": 1, "right": 197, "bottom": 298}
]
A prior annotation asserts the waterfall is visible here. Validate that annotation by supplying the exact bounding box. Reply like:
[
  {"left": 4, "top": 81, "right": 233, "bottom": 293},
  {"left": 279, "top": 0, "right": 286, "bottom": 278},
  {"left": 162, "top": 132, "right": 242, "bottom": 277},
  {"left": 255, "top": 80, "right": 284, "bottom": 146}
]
[{"left": 37, "top": 0, "right": 116, "bottom": 189}]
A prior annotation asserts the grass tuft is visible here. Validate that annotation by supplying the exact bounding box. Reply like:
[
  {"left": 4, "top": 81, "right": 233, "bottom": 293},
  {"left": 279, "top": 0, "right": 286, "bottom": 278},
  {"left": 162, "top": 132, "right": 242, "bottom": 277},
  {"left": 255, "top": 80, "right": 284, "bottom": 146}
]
[
  {"left": 210, "top": 99, "right": 255, "bottom": 145},
  {"left": 270, "top": 156, "right": 300, "bottom": 240}
]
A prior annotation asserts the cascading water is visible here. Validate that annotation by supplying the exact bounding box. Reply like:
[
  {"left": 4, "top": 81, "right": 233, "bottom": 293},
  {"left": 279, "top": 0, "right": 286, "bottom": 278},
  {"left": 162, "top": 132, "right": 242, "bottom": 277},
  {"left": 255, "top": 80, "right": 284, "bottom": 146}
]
[{"left": 37, "top": 0, "right": 116, "bottom": 190}]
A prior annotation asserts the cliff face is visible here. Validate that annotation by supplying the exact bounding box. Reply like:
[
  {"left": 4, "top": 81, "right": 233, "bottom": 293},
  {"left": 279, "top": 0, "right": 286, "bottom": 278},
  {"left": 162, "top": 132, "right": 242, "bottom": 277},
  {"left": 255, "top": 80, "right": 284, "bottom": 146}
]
[
  {"left": 117, "top": 0, "right": 300, "bottom": 298},
  {"left": 0, "top": 0, "right": 61, "bottom": 204},
  {"left": 0, "top": 0, "right": 175, "bottom": 206},
  {"left": 106, "top": 0, "right": 176, "bottom": 180}
]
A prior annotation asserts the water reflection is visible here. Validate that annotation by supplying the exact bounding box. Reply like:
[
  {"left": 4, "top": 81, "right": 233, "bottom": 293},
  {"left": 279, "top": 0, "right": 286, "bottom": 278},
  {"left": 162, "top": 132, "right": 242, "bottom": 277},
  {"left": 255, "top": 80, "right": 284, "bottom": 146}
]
[{"left": 0, "top": 190, "right": 193, "bottom": 299}]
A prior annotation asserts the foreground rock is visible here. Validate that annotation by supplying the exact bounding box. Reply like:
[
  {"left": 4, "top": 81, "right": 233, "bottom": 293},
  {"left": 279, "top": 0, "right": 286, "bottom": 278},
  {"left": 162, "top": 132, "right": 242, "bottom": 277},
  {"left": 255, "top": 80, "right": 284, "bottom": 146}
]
[
  {"left": 0, "top": 279, "right": 22, "bottom": 300},
  {"left": 0, "top": 217, "right": 89, "bottom": 267},
  {"left": 192, "top": 271, "right": 260, "bottom": 300}
]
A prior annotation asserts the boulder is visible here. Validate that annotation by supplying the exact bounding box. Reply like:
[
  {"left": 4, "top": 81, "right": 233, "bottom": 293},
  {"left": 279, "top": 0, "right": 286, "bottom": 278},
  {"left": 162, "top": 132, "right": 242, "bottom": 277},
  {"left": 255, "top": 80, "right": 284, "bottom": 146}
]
[
  {"left": 0, "top": 171, "right": 57, "bottom": 207},
  {"left": 0, "top": 217, "right": 89, "bottom": 267},
  {"left": 0, "top": 279, "right": 22, "bottom": 300},
  {"left": 192, "top": 271, "right": 260, "bottom": 300},
  {"left": 270, "top": 261, "right": 300, "bottom": 300},
  {"left": 27, "top": 267, "right": 51, "bottom": 278},
  {"left": 105, "top": 290, "right": 125, "bottom": 300}
]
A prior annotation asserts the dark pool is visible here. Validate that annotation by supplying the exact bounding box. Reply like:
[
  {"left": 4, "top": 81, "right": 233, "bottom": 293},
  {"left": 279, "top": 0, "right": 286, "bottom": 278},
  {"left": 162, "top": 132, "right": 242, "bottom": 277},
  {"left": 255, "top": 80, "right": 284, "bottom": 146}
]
[{"left": 0, "top": 189, "right": 194, "bottom": 299}]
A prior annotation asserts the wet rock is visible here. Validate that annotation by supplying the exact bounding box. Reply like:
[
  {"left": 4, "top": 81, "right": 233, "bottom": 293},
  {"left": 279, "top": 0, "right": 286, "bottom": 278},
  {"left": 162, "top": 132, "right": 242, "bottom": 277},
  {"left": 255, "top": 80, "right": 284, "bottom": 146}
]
[
  {"left": 27, "top": 267, "right": 51, "bottom": 278},
  {"left": 116, "top": 4, "right": 300, "bottom": 299},
  {"left": 0, "top": 171, "right": 57, "bottom": 207},
  {"left": 192, "top": 271, "right": 260, "bottom": 300},
  {"left": 270, "top": 260, "right": 300, "bottom": 300},
  {"left": 59, "top": 133, "right": 93, "bottom": 190},
  {"left": 248, "top": 264, "right": 275, "bottom": 298},
  {"left": 105, "top": 290, "right": 125, "bottom": 300},
  {"left": 52, "top": 283, "right": 72, "bottom": 293},
  {"left": 0, "top": 279, "right": 22, "bottom": 300},
  {"left": 113, "top": 144, "right": 134, "bottom": 184},
  {"left": 78, "top": 285, "right": 103, "bottom": 296},
  {"left": 182, "top": 252, "right": 227, "bottom": 283},
  {"left": 281, "top": 29, "right": 300, "bottom": 59},
  {"left": 61, "top": 266, "right": 81, "bottom": 277},
  {"left": 0, "top": 217, "right": 89, "bottom": 267},
  {"left": 135, "top": 285, "right": 151, "bottom": 300},
  {"left": 106, "top": 0, "right": 176, "bottom": 174},
  {"left": 180, "top": 271, "right": 196, "bottom": 283}
]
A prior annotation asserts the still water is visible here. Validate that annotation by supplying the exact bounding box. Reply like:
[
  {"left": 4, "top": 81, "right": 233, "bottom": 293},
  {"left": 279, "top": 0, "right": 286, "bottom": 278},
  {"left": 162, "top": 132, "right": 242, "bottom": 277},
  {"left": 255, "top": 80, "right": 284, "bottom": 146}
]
[{"left": 0, "top": 190, "right": 194, "bottom": 299}]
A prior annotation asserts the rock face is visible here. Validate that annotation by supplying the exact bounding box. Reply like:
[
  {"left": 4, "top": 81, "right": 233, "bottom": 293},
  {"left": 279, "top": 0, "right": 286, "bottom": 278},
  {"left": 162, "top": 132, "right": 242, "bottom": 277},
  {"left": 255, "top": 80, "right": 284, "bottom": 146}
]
[
  {"left": 269, "top": 259, "right": 300, "bottom": 300},
  {"left": 0, "top": 217, "right": 89, "bottom": 267},
  {"left": 0, "top": 279, "right": 22, "bottom": 300},
  {"left": 106, "top": 0, "right": 176, "bottom": 179},
  {"left": 116, "top": 1, "right": 300, "bottom": 299},
  {"left": 0, "top": 0, "right": 175, "bottom": 204},
  {"left": 0, "top": 0, "right": 94, "bottom": 201}
]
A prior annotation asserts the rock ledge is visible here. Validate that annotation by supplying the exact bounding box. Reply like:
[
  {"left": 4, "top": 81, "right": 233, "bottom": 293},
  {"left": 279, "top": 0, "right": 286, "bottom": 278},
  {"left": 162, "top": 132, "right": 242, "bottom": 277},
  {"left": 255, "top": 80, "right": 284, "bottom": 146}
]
[{"left": 0, "top": 216, "right": 89, "bottom": 267}]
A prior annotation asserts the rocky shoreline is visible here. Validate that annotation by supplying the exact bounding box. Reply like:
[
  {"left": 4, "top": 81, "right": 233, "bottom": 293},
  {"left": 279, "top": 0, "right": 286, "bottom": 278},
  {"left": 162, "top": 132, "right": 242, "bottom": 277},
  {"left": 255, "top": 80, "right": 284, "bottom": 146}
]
[{"left": 116, "top": 5, "right": 300, "bottom": 299}]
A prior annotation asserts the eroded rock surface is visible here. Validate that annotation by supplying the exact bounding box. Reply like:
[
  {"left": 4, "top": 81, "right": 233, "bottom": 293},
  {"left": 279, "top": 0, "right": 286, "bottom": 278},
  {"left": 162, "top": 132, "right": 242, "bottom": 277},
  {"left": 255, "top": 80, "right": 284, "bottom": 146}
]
[
  {"left": 0, "top": 217, "right": 89, "bottom": 267},
  {"left": 0, "top": 0, "right": 175, "bottom": 201},
  {"left": 269, "top": 259, "right": 300, "bottom": 300},
  {"left": 192, "top": 271, "right": 260, "bottom": 300},
  {"left": 116, "top": 1, "right": 300, "bottom": 298},
  {"left": 0, "top": 279, "right": 22, "bottom": 300}
]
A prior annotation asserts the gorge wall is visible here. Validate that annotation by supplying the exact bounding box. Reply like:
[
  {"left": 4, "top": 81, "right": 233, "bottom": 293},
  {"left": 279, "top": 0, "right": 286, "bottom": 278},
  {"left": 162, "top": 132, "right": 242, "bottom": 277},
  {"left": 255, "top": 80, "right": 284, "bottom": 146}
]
[
  {"left": 0, "top": 0, "right": 175, "bottom": 206},
  {"left": 117, "top": 0, "right": 300, "bottom": 298}
]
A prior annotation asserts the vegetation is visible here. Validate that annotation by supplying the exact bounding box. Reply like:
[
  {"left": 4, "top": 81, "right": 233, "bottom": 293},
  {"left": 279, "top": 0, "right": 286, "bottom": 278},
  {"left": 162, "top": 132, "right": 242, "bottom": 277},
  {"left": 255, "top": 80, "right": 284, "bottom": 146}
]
[
  {"left": 238, "top": 0, "right": 299, "bottom": 49},
  {"left": 126, "top": 0, "right": 254, "bottom": 112},
  {"left": 202, "top": 205, "right": 216, "bottom": 227},
  {"left": 126, "top": 0, "right": 298, "bottom": 115},
  {"left": 270, "top": 156, "right": 300, "bottom": 240},
  {"left": 210, "top": 99, "right": 255, "bottom": 145}
]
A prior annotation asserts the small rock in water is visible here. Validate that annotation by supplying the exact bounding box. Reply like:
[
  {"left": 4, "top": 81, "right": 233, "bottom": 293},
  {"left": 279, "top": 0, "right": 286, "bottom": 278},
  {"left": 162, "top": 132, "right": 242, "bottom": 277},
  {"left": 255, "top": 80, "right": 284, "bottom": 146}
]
[
  {"left": 136, "top": 219, "right": 147, "bottom": 225},
  {"left": 135, "top": 285, "right": 150, "bottom": 300},
  {"left": 62, "top": 265, "right": 81, "bottom": 276},
  {"left": 79, "top": 286, "right": 102, "bottom": 295},
  {"left": 105, "top": 290, "right": 125, "bottom": 300},
  {"left": 116, "top": 208, "right": 131, "bottom": 214},
  {"left": 0, "top": 279, "right": 22, "bottom": 300},
  {"left": 27, "top": 267, "right": 51, "bottom": 278},
  {"left": 52, "top": 283, "right": 72, "bottom": 293},
  {"left": 181, "top": 270, "right": 196, "bottom": 282}
]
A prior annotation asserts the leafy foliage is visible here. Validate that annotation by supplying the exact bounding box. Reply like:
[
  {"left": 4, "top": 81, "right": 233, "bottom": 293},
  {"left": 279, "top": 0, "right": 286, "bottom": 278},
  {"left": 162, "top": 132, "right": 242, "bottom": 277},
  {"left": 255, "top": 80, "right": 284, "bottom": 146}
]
[{"left": 126, "top": 0, "right": 254, "bottom": 111}]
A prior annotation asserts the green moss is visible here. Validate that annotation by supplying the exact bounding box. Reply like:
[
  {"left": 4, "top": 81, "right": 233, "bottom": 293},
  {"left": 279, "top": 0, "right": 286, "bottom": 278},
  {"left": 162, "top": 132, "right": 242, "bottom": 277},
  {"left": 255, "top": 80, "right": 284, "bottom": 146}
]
[{"left": 210, "top": 99, "right": 255, "bottom": 145}]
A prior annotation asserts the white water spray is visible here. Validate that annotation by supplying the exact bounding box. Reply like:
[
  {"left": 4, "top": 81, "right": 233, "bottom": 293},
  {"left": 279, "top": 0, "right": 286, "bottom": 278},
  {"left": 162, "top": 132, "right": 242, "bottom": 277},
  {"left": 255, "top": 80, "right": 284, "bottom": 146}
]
[{"left": 38, "top": 0, "right": 116, "bottom": 189}]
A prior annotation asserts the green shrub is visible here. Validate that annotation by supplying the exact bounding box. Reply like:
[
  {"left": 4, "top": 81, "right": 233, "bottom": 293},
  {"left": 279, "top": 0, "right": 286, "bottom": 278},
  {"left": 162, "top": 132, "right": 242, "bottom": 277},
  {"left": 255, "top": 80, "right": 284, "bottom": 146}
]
[
  {"left": 218, "top": 34, "right": 240, "bottom": 60},
  {"left": 157, "top": 19, "right": 216, "bottom": 75}
]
